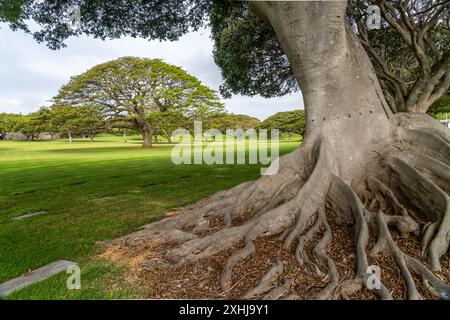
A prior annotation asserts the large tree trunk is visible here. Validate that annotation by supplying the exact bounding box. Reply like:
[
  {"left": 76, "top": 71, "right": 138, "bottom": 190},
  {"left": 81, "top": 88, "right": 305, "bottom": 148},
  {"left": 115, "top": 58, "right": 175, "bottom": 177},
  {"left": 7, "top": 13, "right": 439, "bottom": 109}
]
[
  {"left": 141, "top": 128, "right": 153, "bottom": 148},
  {"left": 104, "top": 1, "right": 450, "bottom": 300},
  {"left": 253, "top": 2, "right": 395, "bottom": 181}
]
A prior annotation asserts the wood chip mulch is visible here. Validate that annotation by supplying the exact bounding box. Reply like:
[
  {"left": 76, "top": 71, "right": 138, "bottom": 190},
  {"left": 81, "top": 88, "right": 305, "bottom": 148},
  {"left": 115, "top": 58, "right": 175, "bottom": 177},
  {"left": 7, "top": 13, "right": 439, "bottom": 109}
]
[{"left": 98, "top": 213, "right": 448, "bottom": 300}]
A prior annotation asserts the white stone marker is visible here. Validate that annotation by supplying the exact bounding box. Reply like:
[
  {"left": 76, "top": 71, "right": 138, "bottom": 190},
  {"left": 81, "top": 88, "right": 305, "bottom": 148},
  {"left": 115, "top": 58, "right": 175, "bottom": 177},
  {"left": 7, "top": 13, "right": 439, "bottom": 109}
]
[
  {"left": 12, "top": 211, "right": 50, "bottom": 221},
  {"left": 0, "top": 260, "right": 76, "bottom": 298}
]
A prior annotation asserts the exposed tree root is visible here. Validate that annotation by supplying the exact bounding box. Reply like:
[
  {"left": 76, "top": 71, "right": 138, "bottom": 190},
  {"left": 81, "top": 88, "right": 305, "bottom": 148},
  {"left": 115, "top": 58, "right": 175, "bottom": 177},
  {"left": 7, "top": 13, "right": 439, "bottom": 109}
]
[
  {"left": 370, "top": 211, "right": 450, "bottom": 300},
  {"left": 328, "top": 177, "right": 393, "bottom": 300},
  {"left": 262, "top": 278, "right": 292, "bottom": 300},
  {"left": 102, "top": 113, "right": 449, "bottom": 300},
  {"left": 243, "top": 259, "right": 284, "bottom": 299},
  {"left": 387, "top": 156, "right": 450, "bottom": 271},
  {"left": 309, "top": 208, "right": 340, "bottom": 299}
]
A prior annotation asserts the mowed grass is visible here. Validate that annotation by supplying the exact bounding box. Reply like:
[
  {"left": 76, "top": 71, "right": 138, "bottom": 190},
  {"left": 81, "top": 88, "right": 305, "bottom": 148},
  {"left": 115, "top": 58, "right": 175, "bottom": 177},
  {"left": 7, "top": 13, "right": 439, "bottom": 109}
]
[{"left": 0, "top": 135, "right": 299, "bottom": 299}]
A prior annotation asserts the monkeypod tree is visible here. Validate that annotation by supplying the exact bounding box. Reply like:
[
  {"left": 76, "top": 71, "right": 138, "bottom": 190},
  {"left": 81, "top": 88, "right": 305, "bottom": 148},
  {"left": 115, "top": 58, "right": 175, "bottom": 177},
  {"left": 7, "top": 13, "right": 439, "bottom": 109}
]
[
  {"left": 5, "top": 0, "right": 450, "bottom": 300},
  {"left": 258, "top": 110, "right": 306, "bottom": 138},
  {"left": 12, "top": 107, "right": 51, "bottom": 141},
  {"left": 49, "top": 104, "right": 104, "bottom": 143},
  {"left": 0, "top": 113, "right": 20, "bottom": 137},
  {"left": 154, "top": 108, "right": 227, "bottom": 143},
  {"left": 211, "top": 113, "right": 261, "bottom": 132},
  {"left": 154, "top": 111, "right": 189, "bottom": 143},
  {"left": 52, "top": 57, "right": 223, "bottom": 148}
]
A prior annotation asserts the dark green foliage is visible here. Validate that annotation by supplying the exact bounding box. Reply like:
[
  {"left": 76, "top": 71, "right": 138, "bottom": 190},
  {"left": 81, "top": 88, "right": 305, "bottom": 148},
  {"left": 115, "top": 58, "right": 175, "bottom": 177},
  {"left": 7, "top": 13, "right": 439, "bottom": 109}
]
[
  {"left": 1, "top": 108, "right": 52, "bottom": 141},
  {"left": 0, "top": 0, "right": 23, "bottom": 23},
  {"left": 209, "top": 0, "right": 297, "bottom": 98},
  {"left": 258, "top": 110, "right": 306, "bottom": 137},
  {"left": 3, "top": 0, "right": 212, "bottom": 49}
]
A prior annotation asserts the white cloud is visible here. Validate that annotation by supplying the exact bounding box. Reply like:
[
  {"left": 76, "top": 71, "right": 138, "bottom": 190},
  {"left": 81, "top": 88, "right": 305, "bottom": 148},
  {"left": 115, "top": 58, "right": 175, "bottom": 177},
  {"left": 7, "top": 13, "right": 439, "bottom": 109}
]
[{"left": 0, "top": 25, "right": 303, "bottom": 119}]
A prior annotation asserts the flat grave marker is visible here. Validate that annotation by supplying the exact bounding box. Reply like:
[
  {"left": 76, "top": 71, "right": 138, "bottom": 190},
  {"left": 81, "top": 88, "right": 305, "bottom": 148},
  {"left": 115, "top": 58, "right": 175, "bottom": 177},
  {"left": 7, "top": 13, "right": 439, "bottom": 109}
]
[
  {"left": 11, "top": 211, "right": 50, "bottom": 221},
  {"left": 0, "top": 260, "right": 77, "bottom": 298}
]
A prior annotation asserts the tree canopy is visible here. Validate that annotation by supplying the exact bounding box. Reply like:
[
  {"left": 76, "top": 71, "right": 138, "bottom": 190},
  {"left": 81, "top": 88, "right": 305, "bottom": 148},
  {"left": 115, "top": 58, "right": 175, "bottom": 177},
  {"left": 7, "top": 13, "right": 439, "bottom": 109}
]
[
  {"left": 3, "top": 108, "right": 52, "bottom": 141},
  {"left": 207, "top": 113, "right": 261, "bottom": 132},
  {"left": 0, "top": 0, "right": 22, "bottom": 24},
  {"left": 52, "top": 56, "right": 224, "bottom": 147},
  {"left": 0, "top": 113, "right": 18, "bottom": 136},
  {"left": 50, "top": 104, "right": 105, "bottom": 142},
  {"left": 257, "top": 110, "right": 306, "bottom": 137}
]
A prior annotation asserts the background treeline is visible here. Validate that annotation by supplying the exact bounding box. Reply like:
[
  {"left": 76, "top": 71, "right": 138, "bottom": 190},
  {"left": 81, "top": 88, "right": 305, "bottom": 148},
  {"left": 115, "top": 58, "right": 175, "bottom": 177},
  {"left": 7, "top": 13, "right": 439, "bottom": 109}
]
[
  {"left": 0, "top": 57, "right": 310, "bottom": 145},
  {"left": 0, "top": 107, "right": 310, "bottom": 143}
]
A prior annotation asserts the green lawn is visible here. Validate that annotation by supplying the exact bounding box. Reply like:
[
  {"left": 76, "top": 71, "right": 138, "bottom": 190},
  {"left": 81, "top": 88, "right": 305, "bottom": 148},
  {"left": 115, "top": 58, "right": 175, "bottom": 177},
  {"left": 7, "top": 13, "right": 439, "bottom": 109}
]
[{"left": 0, "top": 135, "right": 299, "bottom": 299}]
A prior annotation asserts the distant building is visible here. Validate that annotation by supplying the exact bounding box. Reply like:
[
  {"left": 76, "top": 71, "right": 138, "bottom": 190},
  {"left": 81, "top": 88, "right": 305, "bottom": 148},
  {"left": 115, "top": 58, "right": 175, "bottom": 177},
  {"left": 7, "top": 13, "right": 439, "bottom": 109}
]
[
  {"left": 5, "top": 132, "right": 27, "bottom": 141},
  {"left": 38, "top": 132, "right": 60, "bottom": 140},
  {"left": 3, "top": 132, "right": 60, "bottom": 141}
]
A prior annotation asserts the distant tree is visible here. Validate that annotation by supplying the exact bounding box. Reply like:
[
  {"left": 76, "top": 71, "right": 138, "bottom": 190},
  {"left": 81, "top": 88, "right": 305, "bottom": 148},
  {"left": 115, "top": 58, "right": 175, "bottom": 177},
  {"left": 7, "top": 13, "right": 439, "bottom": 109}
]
[
  {"left": 258, "top": 110, "right": 306, "bottom": 138},
  {"left": 0, "top": 113, "right": 19, "bottom": 137},
  {"left": 188, "top": 106, "right": 226, "bottom": 134},
  {"left": 52, "top": 57, "right": 224, "bottom": 148},
  {"left": 427, "top": 91, "right": 450, "bottom": 120},
  {"left": 211, "top": 113, "right": 261, "bottom": 132},
  {"left": 50, "top": 105, "right": 79, "bottom": 143},
  {"left": 155, "top": 111, "right": 189, "bottom": 143},
  {"left": 14, "top": 116, "right": 40, "bottom": 141},
  {"left": 0, "top": 114, "right": 7, "bottom": 138},
  {"left": 50, "top": 105, "right": 104, "bottom": 143},
  {"left": 76, "top": 105, "right": 106, "bottom": 141},
  {"left": 13, "top": 108, "right": 51, "bottom": 141}
]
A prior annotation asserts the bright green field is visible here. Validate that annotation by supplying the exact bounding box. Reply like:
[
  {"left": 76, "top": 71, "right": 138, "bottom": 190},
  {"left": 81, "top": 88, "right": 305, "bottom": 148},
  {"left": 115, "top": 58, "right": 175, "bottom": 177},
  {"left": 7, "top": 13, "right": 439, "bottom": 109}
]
[{"left": 0, "top": 135, "right": 299, "bottom": 299}]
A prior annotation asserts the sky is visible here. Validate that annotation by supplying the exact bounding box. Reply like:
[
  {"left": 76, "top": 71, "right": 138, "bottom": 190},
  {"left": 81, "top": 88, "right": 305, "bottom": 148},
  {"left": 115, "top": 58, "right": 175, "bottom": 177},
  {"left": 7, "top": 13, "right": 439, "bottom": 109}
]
[{"left": 0, "top": 25, "right": 304, "bottom": 121}]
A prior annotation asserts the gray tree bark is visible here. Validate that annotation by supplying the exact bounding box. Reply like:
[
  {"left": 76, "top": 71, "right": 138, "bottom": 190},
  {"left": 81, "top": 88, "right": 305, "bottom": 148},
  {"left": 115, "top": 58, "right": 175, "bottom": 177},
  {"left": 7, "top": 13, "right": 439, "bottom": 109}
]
[{"left": 141, "top": 128, "right": 153, "bottom": 148}]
